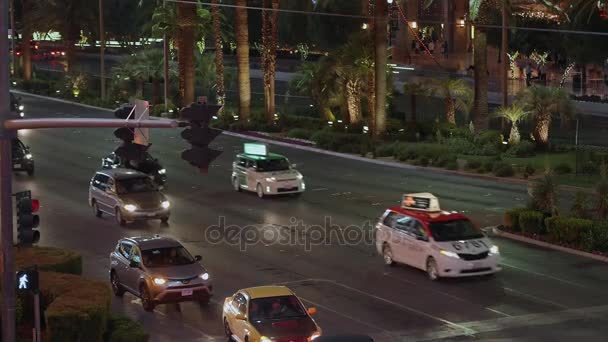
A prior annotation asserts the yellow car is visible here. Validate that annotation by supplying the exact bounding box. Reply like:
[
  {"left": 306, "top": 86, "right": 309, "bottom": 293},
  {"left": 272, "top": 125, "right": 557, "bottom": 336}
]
[{"left": 222, "top": 286, "right": 322, "bottom": 342}]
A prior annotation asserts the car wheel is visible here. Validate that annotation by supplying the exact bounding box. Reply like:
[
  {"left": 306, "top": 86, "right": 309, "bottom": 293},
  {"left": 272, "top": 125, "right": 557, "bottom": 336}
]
[
  {"left": 223, "top": 319, "right": 233, "bottom": 340},
  {"left": 383, "top": 245, "right": 394, "bottom": 266},
  {"left": 232, "top": 177, "right": 241, "bottom": 192},
  {"left": 115, "top": 208, "right": 126, "bottom": 226},
  {"left": 161, "top": 216, "right": 169, "bottom": 224},
  {"left": 26, "top": 167, "right": 34, "bottom": 176},
  {"left": 256, "top": 183, "right": 264, "bottom": 199},
  {"left": 92, "top": 201, "right": 102, "bottom": 218},
  {"left": 426, "top": 257, "right": 440, "bottom": 281},
  {"left": 140, "top": 285, "right": 155, "bottom": 312},
  {"left": 110, "top": 271, "right": 125, "bottom": 297}
]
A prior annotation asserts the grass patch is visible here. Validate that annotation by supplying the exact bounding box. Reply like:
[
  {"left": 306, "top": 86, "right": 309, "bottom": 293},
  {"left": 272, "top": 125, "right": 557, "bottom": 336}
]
[{"left": 502, "top": 152, "right": 576, "bottom": 172}]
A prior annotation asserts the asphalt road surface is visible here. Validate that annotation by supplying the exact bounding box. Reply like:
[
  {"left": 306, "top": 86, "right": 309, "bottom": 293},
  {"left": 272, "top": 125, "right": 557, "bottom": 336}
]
[{"left": 12, "top": 94, "right": 608, "bottom": 341}]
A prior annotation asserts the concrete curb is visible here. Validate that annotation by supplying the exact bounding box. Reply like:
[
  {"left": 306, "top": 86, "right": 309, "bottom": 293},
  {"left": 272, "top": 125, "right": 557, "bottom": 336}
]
[
  {"left": 492, "top": 226, "right": 608, "bottom": 263},
  {"left": 12, "top": 90, "right": 114, "bottom": 113}
]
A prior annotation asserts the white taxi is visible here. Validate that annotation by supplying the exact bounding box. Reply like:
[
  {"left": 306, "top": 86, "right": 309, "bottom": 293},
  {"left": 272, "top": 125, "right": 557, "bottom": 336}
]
[
  {"left": 375, "top": 193, "right": 501, "bottom": 280},
  {"left": 231, "top": 143, "right": 305, "bottom": 198}
]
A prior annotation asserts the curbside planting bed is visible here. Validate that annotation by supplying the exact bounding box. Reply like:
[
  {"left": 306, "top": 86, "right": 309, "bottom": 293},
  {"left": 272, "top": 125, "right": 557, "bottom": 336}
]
[{"left": 1, "top": 246, "right": 149, "bottom": 342}]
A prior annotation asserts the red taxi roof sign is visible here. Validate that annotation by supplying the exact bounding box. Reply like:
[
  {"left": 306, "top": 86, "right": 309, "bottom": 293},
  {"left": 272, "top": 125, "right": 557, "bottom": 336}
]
[{"left": 401, "top": 193, "right": 440, "bottom": 212}]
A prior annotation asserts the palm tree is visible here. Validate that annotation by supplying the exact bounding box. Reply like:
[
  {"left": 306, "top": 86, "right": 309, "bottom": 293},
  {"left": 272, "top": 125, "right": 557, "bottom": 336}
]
[
  {"left": 261, "top": 0, "right": 279, "bottom": 122},
  {"left": 291, "top": 61, "right": 340, "bottom": 121},
  {"left": 427, "top": 79, "right": 473, "bottom": 125},
  {"left": 20, "top": 0, "right": 34, "bottom": 80},
  {"left": 374, "top": 0, "right": 389, "bottom": 137},
  {"left": 235, "top": 0, "right": 251, "bottom": 119},
  {"left": 493, "top": 104, "right": 529, "bottom": 145},
  {"left": 528, "top": 170, "right": 558, "bottom": 215},
  {"left": 212, "top": 0, "right": 225, "bottom": 112},
  {"left": 402, "top": 82, "right": 428, "bottom": 124},
  {"left": 517, "top": 86, "right": 573, "bottom": 148}
]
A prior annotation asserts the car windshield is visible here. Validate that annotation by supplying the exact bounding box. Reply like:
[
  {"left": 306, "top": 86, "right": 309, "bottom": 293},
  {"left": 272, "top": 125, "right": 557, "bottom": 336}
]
[
  {"left": 428, "top": 219, "right": 484, "bottom": 242},
  {"left": 249, "top": 295, "right": 307, "bottom": 321},
  {"left": 116, "top": 177, "right": 157, "bottom": 194},
  {"left": 256, "top": 158, "right": 290, "bottom": 172},
  {"left": 141, "top": 246, "right": 195, "bottom": 267}
]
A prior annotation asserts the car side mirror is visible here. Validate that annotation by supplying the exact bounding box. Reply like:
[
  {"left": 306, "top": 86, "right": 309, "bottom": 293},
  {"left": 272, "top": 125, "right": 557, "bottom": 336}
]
[
  {"left": 129, "top": 260, "right": 140, "bottom": 268},
  {"left": 307, "top": 307, "right": 317, "bottom": 315},
  {"left": 235, "top": 313, "right": 246, "bottom": 321},
  {"left": 195, "top": 255, "right": 202, "bottom": 261}
]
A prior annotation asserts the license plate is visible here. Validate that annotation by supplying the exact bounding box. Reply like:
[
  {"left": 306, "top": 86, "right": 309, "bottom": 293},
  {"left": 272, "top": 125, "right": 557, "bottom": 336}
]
[
  {"left": 13, "top": 164, "right": 21, "bottom": 168},
  {"left": 181, "top": 289, "right": 193, "bottom": 296}
]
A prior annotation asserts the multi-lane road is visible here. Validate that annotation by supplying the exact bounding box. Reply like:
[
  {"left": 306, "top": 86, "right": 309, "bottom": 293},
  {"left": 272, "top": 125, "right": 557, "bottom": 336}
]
[{"left": 13, "top": 94, "right": 608, "bottom": 341}]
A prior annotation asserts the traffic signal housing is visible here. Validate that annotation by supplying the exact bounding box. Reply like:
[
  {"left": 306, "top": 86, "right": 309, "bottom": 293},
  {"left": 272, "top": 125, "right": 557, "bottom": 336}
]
[
  {"left": 113, "top": 104, "right": 150, "bottom": 162},
  {"left": 16, "top": 191, "right": 40, "bottom": 245},
  {"left": 179, "top": 103, "right": 223, "bottom": 172}
]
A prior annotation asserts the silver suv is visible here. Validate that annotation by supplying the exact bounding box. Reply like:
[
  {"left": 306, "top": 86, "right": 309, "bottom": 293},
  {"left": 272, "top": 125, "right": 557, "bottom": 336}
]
[
  {"left": 88, "top": 168, "right": 170, "bottom": 226},
  {"left": 109, "top": 236, "right": 213, "bottom": 312}
]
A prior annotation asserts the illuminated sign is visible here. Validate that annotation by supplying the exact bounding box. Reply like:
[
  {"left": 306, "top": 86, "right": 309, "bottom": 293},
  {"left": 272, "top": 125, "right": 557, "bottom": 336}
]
[
  {"left": 244, "top": 143, "right": 268, "bottom": 156},
  {"left": 402, "top": 193, "right": 440, "bottom": 212},
  {"left": 16, "top": 269, "right": 39, "bottom": 292}
]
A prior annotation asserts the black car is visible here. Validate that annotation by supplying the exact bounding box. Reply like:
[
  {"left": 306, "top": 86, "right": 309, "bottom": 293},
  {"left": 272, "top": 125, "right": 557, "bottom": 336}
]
[
  {"left": 101, "top": 152, "right": 167, "bottom": 188},
  {"left": 10, "top": 92, "right": 25, "bottom": 117},
  {"left": 314, "top": 335, "right": 374, "bottom": 342},
  {"left": 12, "top": 138, "right": 34, "bottom": 175}
]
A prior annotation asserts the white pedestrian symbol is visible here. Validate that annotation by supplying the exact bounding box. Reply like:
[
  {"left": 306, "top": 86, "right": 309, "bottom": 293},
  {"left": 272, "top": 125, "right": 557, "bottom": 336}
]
[{"left": 18, "top": 274, "right": 28, "bottom": 289}]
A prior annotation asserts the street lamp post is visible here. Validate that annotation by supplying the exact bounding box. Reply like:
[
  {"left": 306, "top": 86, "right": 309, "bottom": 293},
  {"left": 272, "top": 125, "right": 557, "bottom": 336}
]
[
  {"left": 163, "top": 0, "right": 170, "bottom": 111},
  {"left": 99, "top": 0, "right": 106, "bottom": 100}
]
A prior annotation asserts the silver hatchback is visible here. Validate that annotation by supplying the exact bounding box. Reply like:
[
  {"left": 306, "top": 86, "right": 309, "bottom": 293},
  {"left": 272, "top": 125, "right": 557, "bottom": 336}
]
[
  {"left": 88, "top": 168, "right": 170, "bottom": 226},
  {"left": 109, "top": 235, "right": 213, "bottom": 312}
]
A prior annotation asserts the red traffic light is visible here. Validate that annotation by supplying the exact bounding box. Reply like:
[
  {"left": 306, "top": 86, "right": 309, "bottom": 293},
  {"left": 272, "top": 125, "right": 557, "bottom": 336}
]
[{"left": 32, "top": 199, "right": 39, "bottom": 212}]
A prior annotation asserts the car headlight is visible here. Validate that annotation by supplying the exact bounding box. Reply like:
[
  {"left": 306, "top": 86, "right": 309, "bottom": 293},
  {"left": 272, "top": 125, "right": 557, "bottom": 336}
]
[
  {"left": 260, "top": 337, "right": 271, "bottom": 342},
  {"left": 19, "top": 112, "right": 24, "bottom": 117},
  {"left": 310, "top": 331, "right": 321, "bottom": 340},
  {"left": 490, "top": 245, "right": 500, "bottom": 255},
  {"left": 18, "top": 105, "right": 24, "bottom": 111},
  {"left": 25, "top": 153, "right": 32, "bottom": 159},
  {"left": 123, "top": 204, "right": 137, "bottom": 212},
  {"left": 440, "top": 249, "right": 460, "bottom": 259},
  {"left": 161, "top": 200, "right": 170, "bottom": 209},
  {"left": 158, "top": 168, "right": 166, "bottom": 175},
  {"left": 200, "top": 272, "right": 210, "bottom": 281},
  {"left": 265, "top": 177, "right": 276, "bottom": 182},
  {"left": 153, "top": 277, "right": 166, "bottom": 285},
  {"left": 297, "top": 173, "right": 303, "bottom": 180}
]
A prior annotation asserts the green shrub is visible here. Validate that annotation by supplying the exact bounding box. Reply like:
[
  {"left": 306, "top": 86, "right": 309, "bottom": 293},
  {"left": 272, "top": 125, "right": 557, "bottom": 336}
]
[
  {"left": 545, "top": 217, "right": 593, "bottom": 246},
  {"left": 492, "top": 162, "right": 515, "bottom": 177},
  {"left": 446, "top": 137, "right": 476, "bottom": 154},
  {"left": 392, "top": 143, "right": 449, "bottom": 163},
  {"left": 375, "top": 143, "right": 396, "bottom": 157},
  {"left": 581, "top": 222, "right": 608, "bottom": 253},
  {"left": 418, "top": 157, "right": 430, "bottom": 166},
  {"left": 519, "top": 210, "right": 545, "bottom": 234},
  {"left": 506, "top": 140, "right": 536, "bottom": 157},
  {"left": 278, "top": 114, "right": 325, "bottom": 131},
  {"left": 466, "top": 159, "right": 482, "bottom": 170},
  {"left": 16, "top": 246, "right": 82, "bottom": 275},
  {"left": 553, "top": 162, "right": 573, "bottom": 175},
  {"left": 105, "top": 314, "right": 149, "bottom": 342},
  {"left": 581, "top": 161, "right": 599, "bottom": 175},
  {"left": 286, "top": 128, "right": 313, "bottom": 140},
  {"left": 475, "top": 130, "right": 503, "bottom": 149},
  {"left": 525, "top": 163, "right": 536, "bottom": 176},
  {"left": 435, "top": 153, "right": 457, "bottom": 167},
  {"left": 310, "top": 130, "right": 366, "bottom": 152},
  {"left": 445, "top": 160, "right": 459, "bottom": 170},
  {"left": 504, "top": 207, "right": 532, "bottom": 231}
]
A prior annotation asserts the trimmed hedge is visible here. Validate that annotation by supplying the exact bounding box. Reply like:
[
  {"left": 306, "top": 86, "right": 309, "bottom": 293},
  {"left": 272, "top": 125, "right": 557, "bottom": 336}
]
[
  {"left": 506, "top": 140, "right": 536, "bottom": 157},
  {"left": 519, "top": 210, "right": 545, "bottom": 234},
  {"left": 286, "top": 128, "right": 313, "bottom": 140},
  {"left": 582, "top": 222, "right": 608, "bottom": 253},
  {"left": 105, "top": 314, "right": 149, "bottom": 342},
  {"left": 310, "top": 130, "right": 367, "bottom": 153},
  {"left": 545, "top": 217, "right": 593, "bottom": 246},
  {"left": 16, "top": 246, "right": 82, "bottom": 275},
  {"left": 492, "top": 162, "right": 515, "bottom": 177},
  {"left": 503, "top": 207, "right": 531, "bottom": 231}
]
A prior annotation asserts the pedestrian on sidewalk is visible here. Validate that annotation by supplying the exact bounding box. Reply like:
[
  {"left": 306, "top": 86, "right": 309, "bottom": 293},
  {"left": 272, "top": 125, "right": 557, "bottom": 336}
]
[
  {"left": 442, "top": 41, "right": 448, "bottom": 58},
  {"left": 428, "top": 41, "right": 435, "bottom": 54},
  {"left": 525, "top": 63, "right": 532, "bottom": 86}
]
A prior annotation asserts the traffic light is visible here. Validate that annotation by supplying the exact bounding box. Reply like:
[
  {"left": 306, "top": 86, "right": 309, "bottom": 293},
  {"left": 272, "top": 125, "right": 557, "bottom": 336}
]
[
  {"left": 113, "top": 104, "right": 150, "bottom": 162},
  {"left": 16, "top": 191, "right": 40, "bottom": 245},
  {"left": 179, "top": 103, "right": 223, "bottom": 172}
]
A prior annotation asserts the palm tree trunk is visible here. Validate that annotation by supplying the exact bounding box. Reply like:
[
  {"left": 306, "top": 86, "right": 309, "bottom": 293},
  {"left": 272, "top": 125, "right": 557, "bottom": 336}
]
[
  {"left": 346, "top": 80, "right": 362, "bottom": 123},
  {"left": 373, "top": 0, "right": 388, "bottom": 137},
  {"left": 509, "top": 124, "right": 520, "bottom": 145},
  {"left": 472, "top": 28, "right": 489, "bottom": 131},
  {"left": 64, "top": 22, "right": 79, "bottom": 73},
  {"left": 236, "top": 0, "right": 251, "bottom": 119},
  {"left": 177, "top": 2, "right": 197, "bottom": 106},
  {"left": 22, "top": 28, "right": 33, "bottom": 80},
  {"left": 533, "top": 112, "right": 551, "bottom": 148},
  {"left": 445, "top": 97, "right": 456, "bottom": 125},
  {"left": 212, "top": 0, "right": 225, "bottom": 113},
  {"left": 261, "top": 0, "right": 278, "bottom": 122}
]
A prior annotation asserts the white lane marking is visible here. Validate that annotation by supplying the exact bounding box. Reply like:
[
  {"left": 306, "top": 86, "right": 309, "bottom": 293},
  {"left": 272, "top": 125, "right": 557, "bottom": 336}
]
[
  {"left": 502, "top": 287, "right": 569, "bottom": 310},
  {"left": 501, "top": 261, "right": 588, "bottom": 289},
  {"left": 391, "top": 304, "right": 608, "bottom": 341},
  {"left": 275, "top": 278, "right": 475, "bottom": 335},
  {"left": 385, "top": 273, "right": 511, "bottom": 317},
  {"left": 311, "top": 187, "right": 328, "bottom": 191}
]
